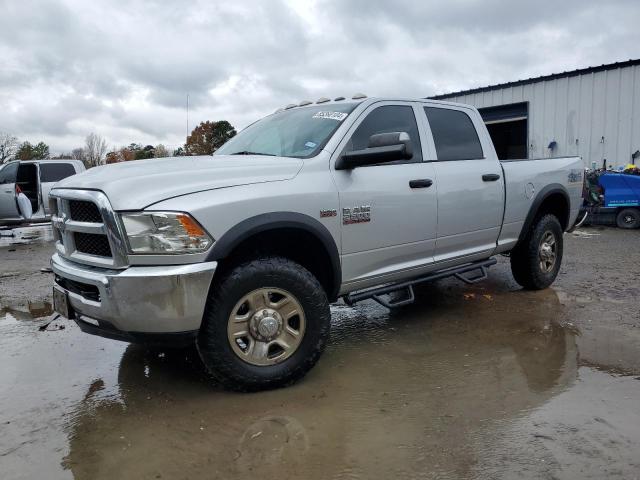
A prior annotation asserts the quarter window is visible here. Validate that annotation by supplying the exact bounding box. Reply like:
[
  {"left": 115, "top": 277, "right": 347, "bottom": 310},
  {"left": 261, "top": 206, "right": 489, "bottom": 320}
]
[
  {"left": 39, "top": 163, "right": 76, "bottom": 182},
  {"left": 346, "top": 105, "right": 423, "bottom": 163},
  {"left": 424, "top": 107, "right": 484, "bottom": 161}
]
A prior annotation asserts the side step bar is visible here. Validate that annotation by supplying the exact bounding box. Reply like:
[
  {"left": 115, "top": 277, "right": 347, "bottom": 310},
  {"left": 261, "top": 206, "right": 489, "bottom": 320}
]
[{"left": 343, "top": 257, "right": 497, "bottom": 309}]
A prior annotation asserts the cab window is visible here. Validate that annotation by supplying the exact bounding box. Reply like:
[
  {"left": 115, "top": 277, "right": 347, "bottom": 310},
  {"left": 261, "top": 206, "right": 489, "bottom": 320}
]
[
  {"left": 39, "top": 163, "right": 76, "bottom": 182},
  {"left": 346, "top": 105, "right": 423, "bottom": 163},
  {"left": 424, "top": 107, "right": 484, "bottom": 161}
]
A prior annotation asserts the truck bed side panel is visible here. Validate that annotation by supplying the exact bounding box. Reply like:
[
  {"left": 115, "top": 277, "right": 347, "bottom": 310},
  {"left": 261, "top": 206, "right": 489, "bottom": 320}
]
[{"left": 497, "top": 157, "right": 584, "bottom": 252}]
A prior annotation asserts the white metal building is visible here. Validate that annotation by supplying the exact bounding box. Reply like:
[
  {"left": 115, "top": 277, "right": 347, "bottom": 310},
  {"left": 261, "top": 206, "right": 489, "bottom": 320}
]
[{"left": 430, "top": 59, "right": 640, "bottom": 169}]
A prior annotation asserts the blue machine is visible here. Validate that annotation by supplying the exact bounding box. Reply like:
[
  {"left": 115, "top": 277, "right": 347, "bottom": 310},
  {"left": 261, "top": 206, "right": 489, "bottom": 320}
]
[
  {"left": 598, "top": 173, "right": 640, "bottom": 208},
  {"left": 582, "top": 172, "right": 640, "bottom": 229}
]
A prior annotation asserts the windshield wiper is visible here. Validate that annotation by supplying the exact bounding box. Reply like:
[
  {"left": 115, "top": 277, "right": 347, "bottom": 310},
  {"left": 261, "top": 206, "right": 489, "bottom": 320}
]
[{"left": 229, "top": 151, "right": 276, "bottom": 156}]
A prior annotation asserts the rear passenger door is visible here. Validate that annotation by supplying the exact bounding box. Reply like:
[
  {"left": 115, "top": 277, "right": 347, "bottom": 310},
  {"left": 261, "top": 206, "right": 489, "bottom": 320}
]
[
  {"left": 422, "top": 105, "right": 504, "bottom": 262},
  {"left": 331, "top": 102, "right": 438, "bottom": 289},
  {"left": 39, "top": 162, "right": 78, "bottom": 214}
]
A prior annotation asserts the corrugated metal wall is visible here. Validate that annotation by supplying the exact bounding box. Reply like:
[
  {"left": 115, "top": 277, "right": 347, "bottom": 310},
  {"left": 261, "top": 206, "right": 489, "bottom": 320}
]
[{"left": 441, "top": 64, "right": 640, "bottom": 169}]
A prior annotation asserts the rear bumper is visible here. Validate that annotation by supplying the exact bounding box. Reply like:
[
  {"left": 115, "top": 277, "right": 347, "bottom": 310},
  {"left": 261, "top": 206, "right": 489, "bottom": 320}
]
[{"left": 51, "top": 253, "right": 217, "bottom": 340}]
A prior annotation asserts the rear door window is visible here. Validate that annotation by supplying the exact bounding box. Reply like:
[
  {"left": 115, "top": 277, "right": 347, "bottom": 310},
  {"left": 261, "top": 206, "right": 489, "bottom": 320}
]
[
  {"left": 39, "top": 163, "right": 77, "bottom": 182},
  {"left": 0, "top": 162, "right": 19, "bottom": 184},
  {"left": 347, "top": 105, "right": 423, "bottom": 163},
  {"left": 424, "top": 107, "right": 484, "bottom": 161}
]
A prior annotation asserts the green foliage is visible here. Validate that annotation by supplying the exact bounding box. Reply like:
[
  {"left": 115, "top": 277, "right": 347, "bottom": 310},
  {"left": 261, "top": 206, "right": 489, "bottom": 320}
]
[
  {"left": 134, "top": 145, "right": 155, "bottom": 160},
  {"left": 16, "top": 141, "right": 50, "bottom": 160},
  {"left": 185, "top": 120, "right": 236, "bottom": 155}
]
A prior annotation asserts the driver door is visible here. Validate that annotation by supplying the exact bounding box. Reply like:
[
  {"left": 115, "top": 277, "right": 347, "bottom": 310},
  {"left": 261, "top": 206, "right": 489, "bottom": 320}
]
[
  {"left": 331, "top": 102, "right": 438, "bottom": 290},
  {"left": 0, "top": 162, "right": 20, "bottom": 219}
]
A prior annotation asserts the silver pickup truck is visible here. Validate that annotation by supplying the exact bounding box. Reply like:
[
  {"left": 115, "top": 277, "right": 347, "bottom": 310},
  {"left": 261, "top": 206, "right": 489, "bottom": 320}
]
[{"left": 49, "top": 96, "right": 583, "bottom": 391}]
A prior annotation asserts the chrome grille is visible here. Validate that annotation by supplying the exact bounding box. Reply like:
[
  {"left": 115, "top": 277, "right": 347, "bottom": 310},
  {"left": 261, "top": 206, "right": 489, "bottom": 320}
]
[
  {"left": 49, "top": 190, "right": 128, "bottom": 269},
  {"left": 69, "top": 200, "right": 102, "bottom": 223},
  {"left": 74, "top": 232, "right": 112, "bottom": 257}
]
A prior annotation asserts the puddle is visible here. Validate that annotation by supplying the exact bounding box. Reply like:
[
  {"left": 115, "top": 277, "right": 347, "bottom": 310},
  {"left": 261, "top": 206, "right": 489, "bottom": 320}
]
[
  {"left": 471, "top": 367, "right": 640, "bottom": 479},
  {"left": 2, "top": 282, "right": 639, "bottom": 480}
]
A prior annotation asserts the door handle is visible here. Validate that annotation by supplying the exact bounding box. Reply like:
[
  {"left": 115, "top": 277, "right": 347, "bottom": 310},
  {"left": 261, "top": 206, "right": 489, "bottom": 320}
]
[
  {"left": 482, "top": 174, "right": 501, "bottom": 182},
  {"left": 409, "top": 179, "right": 433, "bottom": 188}
]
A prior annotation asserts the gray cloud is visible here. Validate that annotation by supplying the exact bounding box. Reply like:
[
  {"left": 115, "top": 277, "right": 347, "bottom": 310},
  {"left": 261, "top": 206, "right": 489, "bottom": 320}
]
[{"left": 0, "top": 0, "right": 638, "bottom": 154}]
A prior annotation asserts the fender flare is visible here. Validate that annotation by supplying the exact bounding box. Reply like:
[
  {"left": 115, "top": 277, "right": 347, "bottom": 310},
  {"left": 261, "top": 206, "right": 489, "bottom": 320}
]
[
  {"left": 206, "top": 212, "right": 341, "bottom": 301},
  {"left": 518, "top": 183, "right": 571, "bottom": 243}
]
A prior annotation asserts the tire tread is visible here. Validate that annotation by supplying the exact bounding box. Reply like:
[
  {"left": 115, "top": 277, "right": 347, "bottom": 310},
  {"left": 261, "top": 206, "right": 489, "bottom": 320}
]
[
  {"left": 510, "top": 214, "right": 563, "bottom": 290},
  {"left": 197, "top": 256, "right": 330, "bottom": 392}
]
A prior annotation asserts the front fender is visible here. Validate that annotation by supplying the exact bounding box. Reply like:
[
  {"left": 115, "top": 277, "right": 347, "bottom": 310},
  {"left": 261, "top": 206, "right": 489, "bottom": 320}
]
[{"left": 206, "top": 212, "right": 342, "bottom": 300}]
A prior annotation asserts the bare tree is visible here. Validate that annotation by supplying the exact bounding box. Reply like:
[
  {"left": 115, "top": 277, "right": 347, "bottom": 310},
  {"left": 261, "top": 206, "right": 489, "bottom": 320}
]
[
  {"left": 154, "top": 144, "right": 170, "bottom": 158},
  {"left": 0, "top": 132, "right": 19, "bottom": 164},
  {"left": 71, "top": 147, "right": 87, "bottom": 163},
  {"left": 84, "top": 133, "right": 108, "bottom": 167}
]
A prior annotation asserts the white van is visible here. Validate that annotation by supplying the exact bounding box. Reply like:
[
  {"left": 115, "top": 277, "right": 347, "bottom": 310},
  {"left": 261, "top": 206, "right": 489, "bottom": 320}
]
[{"left": 0, "top": 160, "right": 85, "bottom": 225}]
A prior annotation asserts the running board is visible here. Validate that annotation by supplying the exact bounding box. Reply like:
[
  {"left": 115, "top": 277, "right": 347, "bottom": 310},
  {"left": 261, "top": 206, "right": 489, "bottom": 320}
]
[{"left": 343, "top": 257, "right": 498, "bottom": 309}]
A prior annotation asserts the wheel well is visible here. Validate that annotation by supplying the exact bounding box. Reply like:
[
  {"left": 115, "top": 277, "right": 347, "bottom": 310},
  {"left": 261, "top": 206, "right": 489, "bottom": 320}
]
[
  {"left": 535, "top": 192, "right": 570, "bottom": 230},
  {"left": 215, "top": 228, "right": 338, "bottom": 301}
]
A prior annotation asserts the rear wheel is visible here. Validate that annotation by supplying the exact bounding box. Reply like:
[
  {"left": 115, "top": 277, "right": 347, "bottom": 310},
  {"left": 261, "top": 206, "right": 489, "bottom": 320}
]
[
  {"left": 616, "top": 208, "right": 640, "bottom": 229},
  {"left": 510, "top": 214, "right": 563, "bottom": 290},
  {"left": 197, "top": 256, "right": 331, "bottom": 391}
]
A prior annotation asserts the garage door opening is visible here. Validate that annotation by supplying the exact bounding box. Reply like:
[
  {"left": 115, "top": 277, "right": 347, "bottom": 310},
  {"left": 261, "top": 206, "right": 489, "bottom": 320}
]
[
  {"left": 478, "top": 102, "right": 528, "bottom": 160},
  {"left": 486, "top": 118, "right": 527, "bottom": 160}
]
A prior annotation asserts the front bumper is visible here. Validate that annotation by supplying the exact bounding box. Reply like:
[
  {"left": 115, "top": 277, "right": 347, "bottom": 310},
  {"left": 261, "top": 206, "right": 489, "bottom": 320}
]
[{"left": 51, "top": 253, "right": 217, "bottom": 342}]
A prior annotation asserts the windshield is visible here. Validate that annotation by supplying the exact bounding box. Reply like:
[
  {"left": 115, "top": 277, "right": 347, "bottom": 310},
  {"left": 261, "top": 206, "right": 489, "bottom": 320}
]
[{"left": 216, "top": 103, "right": 359, "bottom": 158}]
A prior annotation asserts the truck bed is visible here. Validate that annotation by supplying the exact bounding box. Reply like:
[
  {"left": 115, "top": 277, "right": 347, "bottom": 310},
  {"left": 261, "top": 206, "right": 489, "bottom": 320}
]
[{"left": 497, "top": 156, "right": 584, "bottom": 251}]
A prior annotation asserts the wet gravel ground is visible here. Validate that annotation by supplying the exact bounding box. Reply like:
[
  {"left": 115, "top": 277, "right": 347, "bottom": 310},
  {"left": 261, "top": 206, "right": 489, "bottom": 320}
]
[{"left": 1, "top": 224, "right": 639, "bottom": 479}]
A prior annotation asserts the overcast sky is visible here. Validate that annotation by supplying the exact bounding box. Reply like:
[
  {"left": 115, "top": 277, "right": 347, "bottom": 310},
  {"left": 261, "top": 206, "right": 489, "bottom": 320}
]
[{"left": 1, "top": 0, "right": 639, "bottom": 154}]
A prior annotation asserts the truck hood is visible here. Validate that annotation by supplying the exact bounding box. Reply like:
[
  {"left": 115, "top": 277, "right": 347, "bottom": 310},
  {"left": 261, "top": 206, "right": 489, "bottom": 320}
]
[{"left": 53, "top": 155, "right": 303, "bottom": 210}]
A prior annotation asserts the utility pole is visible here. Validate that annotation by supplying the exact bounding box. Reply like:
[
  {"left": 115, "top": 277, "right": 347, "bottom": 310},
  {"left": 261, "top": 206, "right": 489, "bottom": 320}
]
[{"left": 183, "top": 93, "right": 190, "bottom": 155}]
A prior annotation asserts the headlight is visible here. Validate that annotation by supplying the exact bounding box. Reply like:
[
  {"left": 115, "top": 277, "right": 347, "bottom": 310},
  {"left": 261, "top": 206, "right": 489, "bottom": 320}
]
[{"left": 120, "top": 212, "right": 213, "bottom": 255}]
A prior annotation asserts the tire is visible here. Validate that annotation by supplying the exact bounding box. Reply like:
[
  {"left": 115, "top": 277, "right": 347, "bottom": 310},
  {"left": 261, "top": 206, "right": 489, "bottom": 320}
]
[
  {"left": 197, "top": 256, "right": 331, "bottom": 392},
  {"left": 616, "top": 208, "right": 640, "bottom": 229},
  {"left": 510, "top": 214, "right": 563, "bottom": 290}
]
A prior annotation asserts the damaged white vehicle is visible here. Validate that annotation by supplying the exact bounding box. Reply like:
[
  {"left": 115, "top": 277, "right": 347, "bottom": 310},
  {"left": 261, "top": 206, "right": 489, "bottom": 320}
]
[
  {"left": 0, "top": 160, "right": 84, "bottom": 225},
  {"left": 50, "top": 96, "right": 583, "bottom": 391}
]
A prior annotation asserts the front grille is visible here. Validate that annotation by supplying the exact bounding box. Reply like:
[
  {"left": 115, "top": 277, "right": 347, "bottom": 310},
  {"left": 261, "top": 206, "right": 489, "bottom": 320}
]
[
  {"left": 69, "top": 200, "right": 102, "bottom": 223},
  {"left": 51, "top": 190, "right": 126, "bottom": 268},
  {"left": 74, "top": 232, "right": 112, "bottom": 257}
]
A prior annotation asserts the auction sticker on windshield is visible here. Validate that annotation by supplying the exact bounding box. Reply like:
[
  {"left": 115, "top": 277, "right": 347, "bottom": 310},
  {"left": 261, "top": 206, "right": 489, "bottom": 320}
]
[{"left": 313, "top": 111, "right": 348, "bottom": 121}]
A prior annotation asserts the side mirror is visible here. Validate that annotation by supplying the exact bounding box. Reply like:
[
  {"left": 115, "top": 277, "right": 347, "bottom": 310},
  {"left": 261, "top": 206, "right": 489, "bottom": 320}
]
[{"left": 335, "top": 132, "right": 413, "bottom": 170}]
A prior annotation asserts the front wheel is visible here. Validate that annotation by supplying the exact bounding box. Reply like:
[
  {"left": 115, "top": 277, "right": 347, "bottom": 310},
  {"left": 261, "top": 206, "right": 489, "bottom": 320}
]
[
  {"left": 197, "top": 257, "right": 331, "bottom": 392},
  {"left": 510, "top": 214, "right": 564, "bottom": 290},
  {"left": 616, "top": 208, "right": 640, "bottom": 229}
]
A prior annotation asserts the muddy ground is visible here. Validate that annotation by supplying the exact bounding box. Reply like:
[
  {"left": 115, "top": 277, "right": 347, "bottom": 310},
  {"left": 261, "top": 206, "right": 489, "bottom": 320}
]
[{"left": 1, "top": 224, "right": 639, "bottom": 479}]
